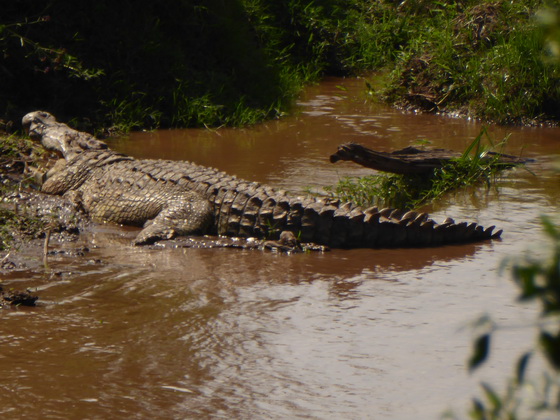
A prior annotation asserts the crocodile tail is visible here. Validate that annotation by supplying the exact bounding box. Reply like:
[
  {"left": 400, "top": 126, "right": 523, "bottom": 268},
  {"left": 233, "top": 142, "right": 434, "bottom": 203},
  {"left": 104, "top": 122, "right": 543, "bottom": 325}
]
[
  {"left": 191, "top": 175, "right": 502, "bottom": 247},
  {"left": 238, "top": 195, "right": 502, "bottom": 248},
  {"left": 323, "top": 205, "right": 503, "bottom": 248}
]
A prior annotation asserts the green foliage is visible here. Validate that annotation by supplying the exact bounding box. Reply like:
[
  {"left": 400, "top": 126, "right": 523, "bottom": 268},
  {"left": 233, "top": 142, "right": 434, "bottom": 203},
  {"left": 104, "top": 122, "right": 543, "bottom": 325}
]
[
  {"left": 469, "top": 333, "right": 492, "bottom": 373},
  {"left": 0, "top": 135, "right": 33, "bottom": 158},
  {"left": 466, "top": 216, "right": 560, "bottom": 419},
  {"left": 326, "top": 129, "right": 513, "bottom": 210},
  {"left": 1, "top": 1, "right": 557, "bottom": 129},
  {"left": 0, "top": 16, "right": 104, "bottom": 81},
  {"left": 538, "top": 6, "right": 560, "bottom": 61},
  {"left": 512, "top": 217, "right": 560, "bottom": 318},
  {"left": 0, "top": 1, "right": 301, "bottom": 130},
  {"left": 378, "top": 0, "right": 560, "bottom": 124},
  {"left": 0, "top": 134, "right": 46, "bottom": 182},
  {"left": 1, "top": 0, "right": 388, "bottom": 131}
]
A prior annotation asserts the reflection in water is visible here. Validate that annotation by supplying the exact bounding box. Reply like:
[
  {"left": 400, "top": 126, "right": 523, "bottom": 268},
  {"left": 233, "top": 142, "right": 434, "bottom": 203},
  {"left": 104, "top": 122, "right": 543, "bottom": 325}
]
[{"left": 1, "top": 77, "right": 559, "bottom": 419}]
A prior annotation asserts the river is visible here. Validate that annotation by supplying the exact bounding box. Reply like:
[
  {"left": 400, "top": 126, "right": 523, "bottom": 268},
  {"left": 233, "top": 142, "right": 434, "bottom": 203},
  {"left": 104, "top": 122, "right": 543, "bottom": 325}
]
[{"left": 1, "top": 77, "right": 559, "bottom": 419}]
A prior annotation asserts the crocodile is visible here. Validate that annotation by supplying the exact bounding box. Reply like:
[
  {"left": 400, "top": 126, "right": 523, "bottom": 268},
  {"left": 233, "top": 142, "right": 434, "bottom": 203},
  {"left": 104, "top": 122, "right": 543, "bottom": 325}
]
[{"left": 22, "top": 111, "right": 502, "bottom": 249}]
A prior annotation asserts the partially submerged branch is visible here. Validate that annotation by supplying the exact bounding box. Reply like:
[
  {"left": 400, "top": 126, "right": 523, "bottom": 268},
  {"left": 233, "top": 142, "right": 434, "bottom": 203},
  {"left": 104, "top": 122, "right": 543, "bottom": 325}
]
[
  {"left": 327, "top": 130, "right": 531, "bottom": 209},
  {"left": 330, "top": 142, "right": 531, "bottom": 176}
]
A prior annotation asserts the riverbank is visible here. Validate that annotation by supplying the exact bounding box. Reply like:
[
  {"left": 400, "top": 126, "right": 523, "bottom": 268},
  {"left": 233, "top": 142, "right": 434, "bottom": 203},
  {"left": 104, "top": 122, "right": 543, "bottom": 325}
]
[
  {"left": 0, "top": 135, "right": 87, "bottom": 252},
  {"left": 375, "top": 1, "right": 560, "bottom": 125},
  {"left": 1, "top": 1, "right": 558, "bottom": 132}
]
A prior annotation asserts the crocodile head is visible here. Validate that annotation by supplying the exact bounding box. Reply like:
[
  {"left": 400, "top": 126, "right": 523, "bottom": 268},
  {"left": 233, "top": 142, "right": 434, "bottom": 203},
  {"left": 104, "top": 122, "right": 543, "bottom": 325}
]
[{"left": 22, "top": 111, "right": 107, "bottom": 159}]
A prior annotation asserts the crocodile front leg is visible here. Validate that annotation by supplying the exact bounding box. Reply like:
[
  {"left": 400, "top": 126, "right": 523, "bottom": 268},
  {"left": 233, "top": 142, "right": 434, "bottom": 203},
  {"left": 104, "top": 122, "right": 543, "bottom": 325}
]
[{"left": 133, "top": 193, "right": 214, "bottom": 245}]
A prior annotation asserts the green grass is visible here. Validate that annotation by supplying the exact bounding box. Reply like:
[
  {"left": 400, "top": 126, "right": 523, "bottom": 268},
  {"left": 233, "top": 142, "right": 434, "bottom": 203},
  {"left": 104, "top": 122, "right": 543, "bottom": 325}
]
[
  {"left": 0, "top": 135, "right": 37, "bottom": 159},
  {"left": 1, "top": 1, "right": 558, "bottom": 130},
  {"left": 325, "top": 129, "right": 518, "bottom": 210},
  {"left": 377, "top": 1, "right": 560, "bottom": 124}
]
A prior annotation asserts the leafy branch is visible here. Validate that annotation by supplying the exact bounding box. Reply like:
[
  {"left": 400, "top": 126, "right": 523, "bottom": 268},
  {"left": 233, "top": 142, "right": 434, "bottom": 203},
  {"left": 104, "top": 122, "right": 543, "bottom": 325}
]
[
  {"left": 467, "top": 216, "right": 560, "bottom": 419},
  {"left": 0, "top": 16, "right": 103, "bottom": 80}
]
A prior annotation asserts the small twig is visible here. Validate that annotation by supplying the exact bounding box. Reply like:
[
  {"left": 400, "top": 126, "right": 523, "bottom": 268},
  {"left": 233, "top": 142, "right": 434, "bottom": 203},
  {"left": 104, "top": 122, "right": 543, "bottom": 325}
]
[
  {"left": 43, "top": 229, "right": 51, "bottom": 267},
  {"left": 0, "top": 253, "right": 11, "bottom": 265}
]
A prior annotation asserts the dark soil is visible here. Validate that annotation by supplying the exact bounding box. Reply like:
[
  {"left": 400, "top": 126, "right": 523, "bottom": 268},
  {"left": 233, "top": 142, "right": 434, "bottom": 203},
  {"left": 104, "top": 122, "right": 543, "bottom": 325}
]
[{"left": 0, "top": 285, "right": 38, "bottom": 307}]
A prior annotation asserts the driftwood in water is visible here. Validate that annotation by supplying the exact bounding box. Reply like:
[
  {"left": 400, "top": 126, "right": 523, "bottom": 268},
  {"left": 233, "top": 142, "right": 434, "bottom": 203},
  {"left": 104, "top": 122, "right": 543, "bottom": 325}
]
[{"left": 329, "top": 143, "right": 531, "bottom": 175}]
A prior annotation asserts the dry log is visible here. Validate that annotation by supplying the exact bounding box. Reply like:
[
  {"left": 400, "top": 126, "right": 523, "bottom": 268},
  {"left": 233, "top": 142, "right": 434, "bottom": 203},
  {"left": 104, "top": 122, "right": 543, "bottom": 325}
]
[{"left": 329, "top": 143, "right": 531, "bottom": 175}]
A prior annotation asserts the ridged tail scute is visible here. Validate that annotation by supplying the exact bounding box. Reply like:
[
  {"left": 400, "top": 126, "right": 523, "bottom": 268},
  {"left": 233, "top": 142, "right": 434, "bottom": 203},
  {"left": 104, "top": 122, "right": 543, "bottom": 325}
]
[
  {"left": 254, "top": 195, "right": 274, "bottom": 237},
  {"left": 303, "top": 200, "right": 334, "bottom": 244},
  {"left": 238, "top": 193, "right": 264, "bottom": 237},
  {"left": 330, "top": 202, "right": 357, "bottom": 248},
  {"left": 353, "top": 208, "right": 502, "bottom": 248},
  {"left": 205, "top": 183, "right": 503, "bottom": 247}
]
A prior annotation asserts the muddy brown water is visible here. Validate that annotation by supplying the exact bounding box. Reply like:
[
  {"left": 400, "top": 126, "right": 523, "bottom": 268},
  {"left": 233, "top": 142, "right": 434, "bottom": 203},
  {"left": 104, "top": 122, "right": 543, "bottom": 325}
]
[{"left": 1, "top": 78, "right": 559, "bottom": 419}]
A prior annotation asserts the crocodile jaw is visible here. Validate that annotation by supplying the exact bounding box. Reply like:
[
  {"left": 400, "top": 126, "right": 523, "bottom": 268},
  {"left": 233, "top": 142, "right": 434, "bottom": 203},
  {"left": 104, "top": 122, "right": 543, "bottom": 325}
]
[
  {"left": 23, "top": 111, "right": 65, "bottom": 155},
  {"left": 22, "top": 111, "right": 107, "bottom": 160}
]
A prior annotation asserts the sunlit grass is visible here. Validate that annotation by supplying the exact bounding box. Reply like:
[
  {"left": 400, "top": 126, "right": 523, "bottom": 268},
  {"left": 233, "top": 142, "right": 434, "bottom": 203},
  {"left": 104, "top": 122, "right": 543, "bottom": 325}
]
[{"left": 379, "top": 1, "right": 560, "bottom": 124}]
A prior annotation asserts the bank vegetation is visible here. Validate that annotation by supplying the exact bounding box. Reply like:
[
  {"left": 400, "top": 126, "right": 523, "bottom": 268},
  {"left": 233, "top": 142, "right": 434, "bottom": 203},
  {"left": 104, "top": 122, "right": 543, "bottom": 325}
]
[{"left": 1, "top": 0, "right": 559, "bottom": 132}]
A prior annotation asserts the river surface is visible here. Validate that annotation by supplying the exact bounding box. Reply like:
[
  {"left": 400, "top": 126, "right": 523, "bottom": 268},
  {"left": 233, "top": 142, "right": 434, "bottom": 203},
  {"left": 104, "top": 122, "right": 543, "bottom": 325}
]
[{"left": 1, "top": 78, "right": 559, "bottom": 419}]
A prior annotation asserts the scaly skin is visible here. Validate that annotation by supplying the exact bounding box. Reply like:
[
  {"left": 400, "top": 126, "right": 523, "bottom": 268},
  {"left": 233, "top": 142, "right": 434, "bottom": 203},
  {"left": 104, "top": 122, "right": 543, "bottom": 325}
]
[{"left": 22, "top": 111, "right": 502, "bottom": 248}]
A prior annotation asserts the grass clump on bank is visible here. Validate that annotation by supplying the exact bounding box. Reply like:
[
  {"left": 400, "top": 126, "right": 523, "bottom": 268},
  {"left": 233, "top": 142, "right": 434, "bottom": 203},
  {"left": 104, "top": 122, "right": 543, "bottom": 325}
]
[
  {"left": 0, "top": 207, "right": 47, "bottom": 252},
  {"left": 374, "top": 1, "right": 560, "bottom": 124},
  {"left": 0, "top": 135, "right": 81, "bottom": 252},
  {"left": 325, "top": 129, "right": 517, "bottom": 210}
]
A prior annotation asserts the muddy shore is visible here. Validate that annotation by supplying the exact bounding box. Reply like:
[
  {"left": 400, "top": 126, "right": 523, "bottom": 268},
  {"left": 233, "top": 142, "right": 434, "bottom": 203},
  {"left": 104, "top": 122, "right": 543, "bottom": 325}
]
[{"left": 0, "top": 138, "right": 91, "bottom": 305}]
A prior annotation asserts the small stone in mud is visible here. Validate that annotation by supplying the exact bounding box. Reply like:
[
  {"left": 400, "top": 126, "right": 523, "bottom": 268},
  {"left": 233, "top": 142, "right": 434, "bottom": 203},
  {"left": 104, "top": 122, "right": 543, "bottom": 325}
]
[
  {"left": 46, "top": 247, "right": 90, "bottom": 257},
  {"left": 1, "top": 257, "right": 17, "bottom": 271},
  {"left": 0, "top": 286, "right": 39, "bottom": 307}
]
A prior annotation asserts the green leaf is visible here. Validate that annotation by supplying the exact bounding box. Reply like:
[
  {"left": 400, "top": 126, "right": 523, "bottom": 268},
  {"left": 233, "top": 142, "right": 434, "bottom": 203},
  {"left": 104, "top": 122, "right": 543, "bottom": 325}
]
[
  {"left": 461, "top": 128, "right": 484, "bottom": 159},
  {"left": 470, "top": 398, "right": 485, "bottom": 419},
  {"left": 540, "top": 331, "right": 560, "bottom": 371},
  {"left": 481, "top": 382, "right": 502, "bottom": 412},
  {"left": 540, "top": 215, "right": 560, "bottom": 239},
  {"left": 469, "top": 333, "right": 491, "bottom": 372},
  {"left": 516, "top": 351, "right": 532, "bottom": 384}
]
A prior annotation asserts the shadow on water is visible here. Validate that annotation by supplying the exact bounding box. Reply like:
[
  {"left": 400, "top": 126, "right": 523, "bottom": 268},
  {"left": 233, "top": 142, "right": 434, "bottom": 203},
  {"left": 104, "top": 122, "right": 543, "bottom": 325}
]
[{"left": 1, "top": 77, "right": 559, "bottom": 419}]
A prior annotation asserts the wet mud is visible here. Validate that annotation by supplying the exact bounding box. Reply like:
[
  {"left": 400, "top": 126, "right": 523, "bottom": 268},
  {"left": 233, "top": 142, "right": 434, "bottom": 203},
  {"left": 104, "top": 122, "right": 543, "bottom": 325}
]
[{"left": 0, "top": 285, "right": 38, "bottom": 307}]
